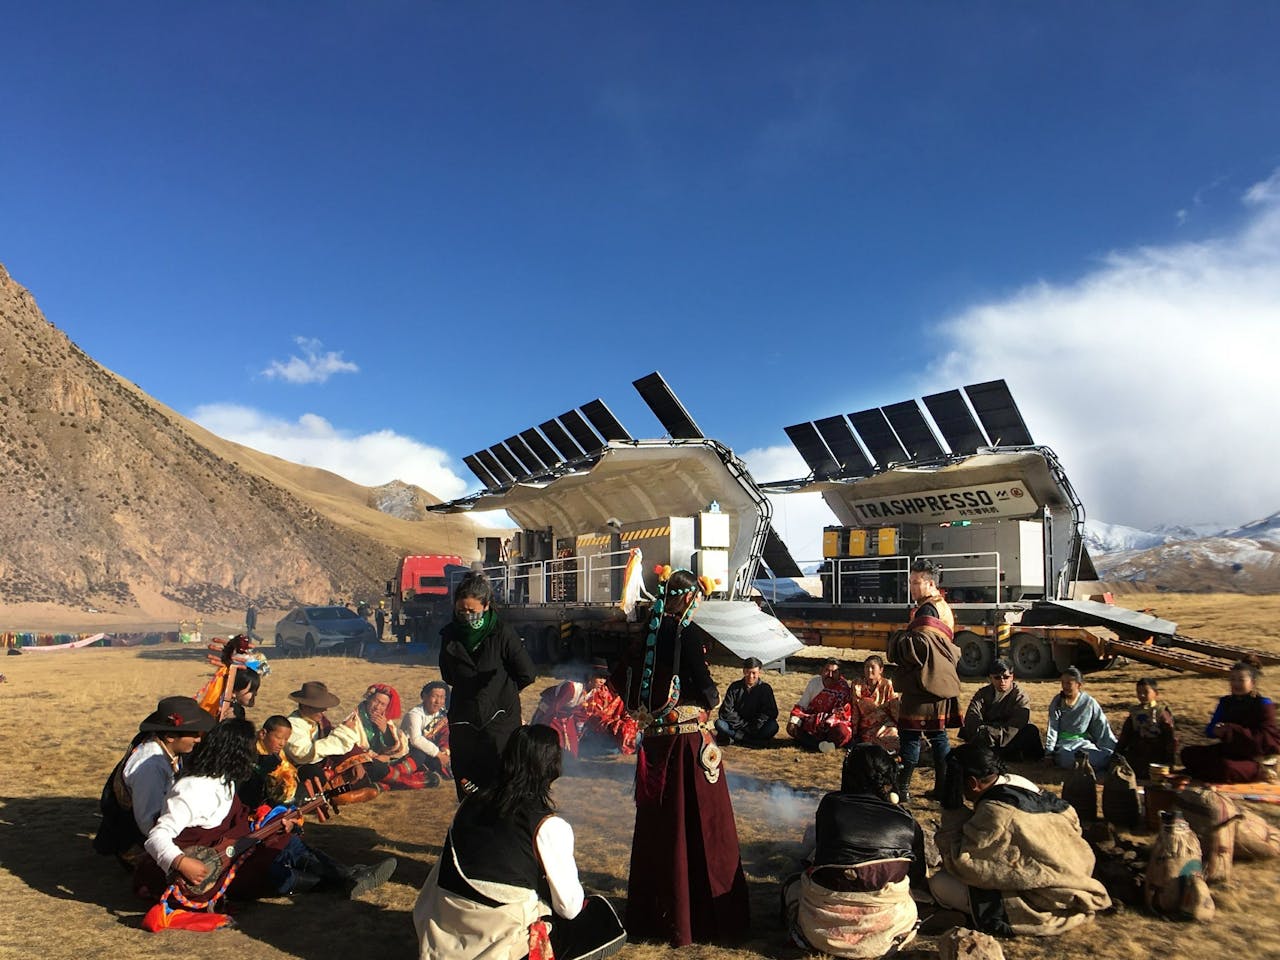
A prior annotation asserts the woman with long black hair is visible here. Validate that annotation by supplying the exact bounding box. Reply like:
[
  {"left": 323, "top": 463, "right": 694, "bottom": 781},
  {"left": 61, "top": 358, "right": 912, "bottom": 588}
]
[
  {"left": 611, "top": 567, "right": 750, "bottom": 947},
  {"left": 439, "top": 570, "right": 537, "bottom": 798},
  {"left": 414, "top": 724, "right": 625, "bottom": 960},
  {"left": 135, "top": 719, "right": 395, "bottom": 930}
]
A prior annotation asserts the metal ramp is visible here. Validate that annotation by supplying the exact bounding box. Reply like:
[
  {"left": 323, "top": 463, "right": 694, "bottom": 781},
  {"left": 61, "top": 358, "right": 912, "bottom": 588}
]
[{"left": 1103, "top": 635, "right": 1280, "bottom": 677}]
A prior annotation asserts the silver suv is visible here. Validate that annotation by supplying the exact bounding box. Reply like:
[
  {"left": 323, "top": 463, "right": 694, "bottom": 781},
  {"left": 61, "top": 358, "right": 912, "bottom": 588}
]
[{"left": 274, "top": 606, "right": 376, "bottom": 656}]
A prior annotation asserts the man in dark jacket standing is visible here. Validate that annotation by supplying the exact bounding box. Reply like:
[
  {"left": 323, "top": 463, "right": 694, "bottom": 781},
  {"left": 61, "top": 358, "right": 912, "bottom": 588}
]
[
  {"left": 439, "top": 571, "right": 537, "bottom": 799},
  {"left": 715, "top": 657, "right": 780, "bottom": 746}
]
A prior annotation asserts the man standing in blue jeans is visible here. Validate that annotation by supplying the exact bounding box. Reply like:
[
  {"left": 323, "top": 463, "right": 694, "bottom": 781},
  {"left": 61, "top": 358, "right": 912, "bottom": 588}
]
[{"left": 889, "top": 559, "right": 961, "bottom": 802}]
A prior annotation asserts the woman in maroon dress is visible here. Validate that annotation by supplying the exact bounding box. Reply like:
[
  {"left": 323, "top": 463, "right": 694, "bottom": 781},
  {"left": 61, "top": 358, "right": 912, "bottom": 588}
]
[
  {"left": 1182, "top": 657, "right": 1280, "bottom": 783},
  {"left": 612, "top": 567, "right": 750, "bottom": 947}
]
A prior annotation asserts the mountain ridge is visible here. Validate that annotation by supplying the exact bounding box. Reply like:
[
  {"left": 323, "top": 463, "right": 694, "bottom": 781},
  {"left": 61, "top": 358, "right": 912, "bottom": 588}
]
[{"left": 0, "top": 262, "right": 484, "bottom": 620}]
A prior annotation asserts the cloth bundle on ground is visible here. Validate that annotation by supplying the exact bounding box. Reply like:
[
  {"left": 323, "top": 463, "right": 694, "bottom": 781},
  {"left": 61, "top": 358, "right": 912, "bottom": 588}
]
[
  {"left": 1173, "top": 784, "right": 1280, "bottom": 878},
  {"left": 938, "top": 927, "right": 1005, "bottom": 960},
  {"left": 1062, "top": 752, "right": 1099, "bottom": 824},
  {"left": 1171, "top": 786, "right": 1239, "bottom": 884},
  {"left": 1101, "top": 756, "right": 1142, "bottom": 830},
  {"left": 1145, "top": 813, "right": 1214, "bottom": 922}
]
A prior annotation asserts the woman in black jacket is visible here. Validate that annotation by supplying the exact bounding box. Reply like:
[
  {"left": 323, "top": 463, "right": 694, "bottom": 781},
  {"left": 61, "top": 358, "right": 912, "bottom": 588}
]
[{"left": 439, "top": 571, "right": 537, "bottom": 799}]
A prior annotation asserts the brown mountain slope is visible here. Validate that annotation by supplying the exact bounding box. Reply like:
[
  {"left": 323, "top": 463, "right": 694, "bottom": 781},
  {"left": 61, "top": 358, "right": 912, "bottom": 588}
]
[{"left": 0, "top": 263, "right": 481, "bottom": 618}]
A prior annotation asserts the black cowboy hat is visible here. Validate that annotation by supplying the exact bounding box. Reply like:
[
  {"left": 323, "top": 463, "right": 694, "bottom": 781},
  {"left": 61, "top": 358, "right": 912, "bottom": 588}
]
[
  {"left": 138, "top": 696, "right": 217, "bottom": 735},
  {"left": 289, "top": 680, "right": 341, "bottom": 709}
]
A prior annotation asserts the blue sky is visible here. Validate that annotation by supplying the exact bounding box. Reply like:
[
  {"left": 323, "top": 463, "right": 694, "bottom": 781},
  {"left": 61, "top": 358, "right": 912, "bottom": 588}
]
[{"left": 3, "top": 3, "right": 1279, "bottom": 558}]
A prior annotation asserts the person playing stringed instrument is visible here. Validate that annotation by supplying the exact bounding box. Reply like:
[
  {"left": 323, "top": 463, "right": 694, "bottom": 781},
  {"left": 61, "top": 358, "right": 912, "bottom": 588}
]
[{"left": 135, "top": 718, "right": 396, "bottom": 931}]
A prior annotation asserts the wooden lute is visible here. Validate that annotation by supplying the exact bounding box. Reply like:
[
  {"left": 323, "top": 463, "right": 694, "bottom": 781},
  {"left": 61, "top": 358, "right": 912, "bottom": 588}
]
[{"left": 175, "top": 779, "right": 351, "bottom": 898}]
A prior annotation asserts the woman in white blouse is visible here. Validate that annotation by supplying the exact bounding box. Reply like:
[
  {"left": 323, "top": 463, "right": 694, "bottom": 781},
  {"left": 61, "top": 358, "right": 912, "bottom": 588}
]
[{"left": 414, "top": 724, "right": 625, "bottom": 960}]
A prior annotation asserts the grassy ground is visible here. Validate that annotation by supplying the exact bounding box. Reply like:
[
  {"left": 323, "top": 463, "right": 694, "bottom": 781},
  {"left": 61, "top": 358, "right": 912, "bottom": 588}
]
[{"left": 2, "top": 593, "right": 1280, "bottom": 960}]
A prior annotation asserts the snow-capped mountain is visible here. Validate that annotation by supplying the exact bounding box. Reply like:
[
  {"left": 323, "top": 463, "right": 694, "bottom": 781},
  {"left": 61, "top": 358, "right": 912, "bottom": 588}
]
[
  {"left": 1083, "top": 518, "right": 1230, "bottom": 556},
  {"left": 1090, "top": 510, "right": 1280, "bottom": 594},
  {"left": 1083, "top": 520, "right": 1169, "bottom": 555},
  {"left": 1220, "top": 511, "right": 1280, "bottom": 545}
]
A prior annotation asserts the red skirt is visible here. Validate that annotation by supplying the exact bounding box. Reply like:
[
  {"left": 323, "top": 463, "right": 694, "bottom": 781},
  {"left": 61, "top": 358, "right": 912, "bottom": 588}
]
[{"left": 625, "top": 730, "right": 750, "bottom": 946}]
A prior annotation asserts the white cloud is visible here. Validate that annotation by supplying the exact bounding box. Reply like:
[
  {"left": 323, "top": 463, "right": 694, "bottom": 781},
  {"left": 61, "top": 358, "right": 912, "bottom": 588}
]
[
  {"left": 927, "top": 167, "right": 1280, "bottom": 530},
  {"left": 261, "top": 337, "right": 359, "bottom": 384},
  {"left": 1243, "top": 168, "right": 1280, "bottom": 207},
  {"left": 741, "top": 444, "right": 837, "bottom": 566},
  {"left": 191, "top": 403, "right": 470, "bottom": 500}
]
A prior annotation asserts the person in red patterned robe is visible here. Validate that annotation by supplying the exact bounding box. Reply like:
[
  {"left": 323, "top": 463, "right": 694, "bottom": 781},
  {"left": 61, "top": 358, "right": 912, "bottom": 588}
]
[
  {"left": 788, "top": 659, "right": 854, "bottom": 752},
  {"left": 533, "top": 664, "right": 637, "bottom": 758}
]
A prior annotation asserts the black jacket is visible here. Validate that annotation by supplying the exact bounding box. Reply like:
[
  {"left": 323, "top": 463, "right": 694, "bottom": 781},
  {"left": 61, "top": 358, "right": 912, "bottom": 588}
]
[
  {"left": 439, "top": 617, "right": 537, "bottom": 734},
  {"left": 612, "top": 619, "right": 719, "bottom": 713},
  {"left": 718, "top": 678, "right": 778, "bottom": 734}
]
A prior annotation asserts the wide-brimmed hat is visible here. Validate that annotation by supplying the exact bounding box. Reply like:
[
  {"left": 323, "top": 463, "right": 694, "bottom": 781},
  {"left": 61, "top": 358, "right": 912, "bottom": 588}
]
[
  {"left": 138, "top": 696, "right": 218, "bottom": 735},
  {"left": 289, "top": 680, "right": 341, "bottom": 709}
]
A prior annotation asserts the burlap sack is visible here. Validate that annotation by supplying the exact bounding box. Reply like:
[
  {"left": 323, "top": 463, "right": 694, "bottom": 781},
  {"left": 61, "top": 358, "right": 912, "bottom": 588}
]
[
  {"left": 1176, "top": 873, "right": 1216, "bottom": 923},
  {"left": 938, "top": 926, "right": 1005, "bottom": 960},
  {"left": 1172, "top": 786, "right": 1238, "bottom": 884},
  {"left": 1146, "top": 814, "right": 1214, "bottom": 922},
  {"left": 1233, "top": 809, "right": 1280, "bottom": 861},
  {"left": 1102, "top": 756, "right": 1141, "bottom": 830},
  {"left": 1063, "top": 751, "right": 1099, "bottom": 823}
]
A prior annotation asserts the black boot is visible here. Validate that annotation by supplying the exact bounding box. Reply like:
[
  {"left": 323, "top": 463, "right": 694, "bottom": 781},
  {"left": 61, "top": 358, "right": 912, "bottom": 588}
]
[
  {"left": 346, "top": 857, "right": 398, "bottom": 898},
  {"left": 897, "top": 763, "right": 914, "bottom": 804}
]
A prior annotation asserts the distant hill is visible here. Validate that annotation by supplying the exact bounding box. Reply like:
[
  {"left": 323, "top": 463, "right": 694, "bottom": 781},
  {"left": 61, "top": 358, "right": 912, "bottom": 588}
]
[
  {"left": 0, "top": 262, "right": 487, "bottom": 619},
  {"left": 1090, "top": 512, "right": 1280, "bottom": 594}
]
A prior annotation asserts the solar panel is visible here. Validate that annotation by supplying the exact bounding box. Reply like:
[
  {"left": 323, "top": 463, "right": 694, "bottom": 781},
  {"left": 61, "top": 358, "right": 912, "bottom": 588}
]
[
  {"left": 504, "top": 434, "right": 546, "bottom": 474},
  {"left": 848, "top": 408, "right": 908, "bottom": 468},
  {"left": 490, "top": 443, "right": 528, "bottom": 480},
  {"left": 559, "top": 409, "right": 605, "bottom": 455},
  {"left": 783, "top": 422, "right": 841, "bottom": 479},
  {"left": 539, "top": 418, "right": 585, "bottom": 462},
  {"left": 761, "top": 525, "right": 804, "bottom": 578},
  {"left": 922, "top": 389, "right": 988, "bottom": 455},
  {"left": 475, "top": 448, "right": 512, "bottom": 484},
  {"left": 520, "top": 428, "right": 561, "bottom": 469},
  {"left": 881, "top": 400, "right": 946, "bottom": 460},
  {"left": 964, "top": 379, "right": 1034, "bottom": 447},
  {"left": 633, "top": 371, "right": 704, "bottom": 439},
  {"left": 813, "top": 415, "right": 874, "bottom": 477},
  {"left": 463, "top": 454, "right": 499, "bottom": 489},
  {"left": 581, "top": 398, "right": 632, "bottom": 442}
]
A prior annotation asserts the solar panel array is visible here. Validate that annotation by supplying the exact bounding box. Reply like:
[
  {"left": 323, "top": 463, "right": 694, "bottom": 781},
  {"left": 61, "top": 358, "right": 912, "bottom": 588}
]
[
  {"left": 782, "top": 379, "right": 1034, "bottom": 479},
  {"left": 463, "top": 398, "right": 633, "bottom": 490},
  {"left": 462, "top": 370, "right": 710, "bottom": 491}
]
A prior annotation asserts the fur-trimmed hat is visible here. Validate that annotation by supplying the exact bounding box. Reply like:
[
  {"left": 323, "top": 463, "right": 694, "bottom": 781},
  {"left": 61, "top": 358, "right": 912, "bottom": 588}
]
[
  {"left": 289, "top": 681, "right": 341, "bottom": 709},
  {"left": 138, "top": 696, "right": 217, "bottom": 735}
]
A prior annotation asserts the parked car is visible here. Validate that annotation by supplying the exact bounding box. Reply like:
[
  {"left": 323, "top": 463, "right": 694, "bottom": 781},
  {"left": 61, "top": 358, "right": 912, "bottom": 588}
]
[{"left": 274, "top": 605, "right": 376, "bottom": 655}]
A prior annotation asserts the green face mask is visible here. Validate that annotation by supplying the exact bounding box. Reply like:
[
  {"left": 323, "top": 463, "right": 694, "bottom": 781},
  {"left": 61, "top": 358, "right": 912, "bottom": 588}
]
[{"left": 460, "top": 609, "right": 487, "bottom": 629}]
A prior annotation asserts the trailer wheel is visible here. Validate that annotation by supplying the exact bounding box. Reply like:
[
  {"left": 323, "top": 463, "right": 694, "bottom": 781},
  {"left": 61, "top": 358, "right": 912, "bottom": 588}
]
[
  {"left": 537, "top": 625, "right": 562, "bottom": 665},
  {"left": 1010, "top": 632, "right": 1054, "bottom": 679},
  {"left": 956, "top": 631, "right": 995, "bottom": 677}
]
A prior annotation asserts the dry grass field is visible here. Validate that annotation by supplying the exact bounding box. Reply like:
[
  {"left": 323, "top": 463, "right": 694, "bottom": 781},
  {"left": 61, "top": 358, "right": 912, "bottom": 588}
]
[{"left": 3, "top": 592, "right": 1280, "bottom": 960}]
